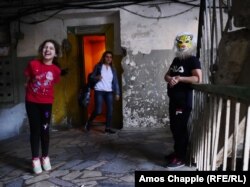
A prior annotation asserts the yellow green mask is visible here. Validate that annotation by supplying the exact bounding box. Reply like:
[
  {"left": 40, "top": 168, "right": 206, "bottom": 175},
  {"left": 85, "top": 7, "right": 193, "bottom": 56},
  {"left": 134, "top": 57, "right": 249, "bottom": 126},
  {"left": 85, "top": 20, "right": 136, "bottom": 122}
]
[{"left": 176, "top": 34, "right": 193, "bottom": 52}]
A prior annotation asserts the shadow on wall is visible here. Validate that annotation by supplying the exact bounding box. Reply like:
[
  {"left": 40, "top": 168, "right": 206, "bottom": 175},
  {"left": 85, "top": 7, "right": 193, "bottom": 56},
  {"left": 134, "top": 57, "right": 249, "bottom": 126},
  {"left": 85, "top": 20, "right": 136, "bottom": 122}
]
[{"left": 0, "top": 103, "right": 27, "bottom": 141}]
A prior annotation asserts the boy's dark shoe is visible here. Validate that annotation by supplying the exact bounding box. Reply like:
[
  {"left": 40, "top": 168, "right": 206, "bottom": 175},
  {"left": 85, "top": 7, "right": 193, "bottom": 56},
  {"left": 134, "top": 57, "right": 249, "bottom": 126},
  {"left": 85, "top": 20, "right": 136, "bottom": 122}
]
[
  {"left": 84, "top": 121, "right": 91, "bottom": 132},
  {"left": 166, "top": 157, "right": 185, "bottom": 168}
]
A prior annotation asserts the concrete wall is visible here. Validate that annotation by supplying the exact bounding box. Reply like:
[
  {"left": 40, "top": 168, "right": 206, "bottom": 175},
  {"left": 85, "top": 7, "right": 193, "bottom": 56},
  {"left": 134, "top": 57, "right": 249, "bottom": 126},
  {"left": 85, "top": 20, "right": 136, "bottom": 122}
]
[
  {"left": 214, "top": 29, "right": 250, "bottom": 85},
  {"left": 214, "top": 0, "right": 250, "bottom": 85},
  {"left": 0, "top": 2, "right": 200, "bottom": 140},
  {"left": 0, "top": 103, "right": 26, "bottom": 141},
  {"left": 122, "top": 50, "right": 175, "bottom": 127},
  {"left": 120, "top": 4, "right": 199, "bottom": 127}
]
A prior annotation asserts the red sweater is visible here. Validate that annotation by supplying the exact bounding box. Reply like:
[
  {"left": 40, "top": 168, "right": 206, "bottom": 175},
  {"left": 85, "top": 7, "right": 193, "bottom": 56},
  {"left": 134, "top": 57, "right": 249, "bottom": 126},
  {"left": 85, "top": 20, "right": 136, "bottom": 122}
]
[{"left": 24, "top": 59, "right": 61, "bottom": 104}]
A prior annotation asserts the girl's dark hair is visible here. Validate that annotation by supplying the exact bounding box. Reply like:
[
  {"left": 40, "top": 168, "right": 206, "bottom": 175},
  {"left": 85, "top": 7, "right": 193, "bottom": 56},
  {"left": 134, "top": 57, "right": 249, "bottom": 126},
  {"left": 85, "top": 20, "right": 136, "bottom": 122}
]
[
  {"left": 38, "top": 39, "right": 61, "bottom": 67},
  {"left": 99, "top": 51, "right": 113, "bottom": 67},
  {"left": 38, "top": 39, "right": 69, "bottom": 76}
]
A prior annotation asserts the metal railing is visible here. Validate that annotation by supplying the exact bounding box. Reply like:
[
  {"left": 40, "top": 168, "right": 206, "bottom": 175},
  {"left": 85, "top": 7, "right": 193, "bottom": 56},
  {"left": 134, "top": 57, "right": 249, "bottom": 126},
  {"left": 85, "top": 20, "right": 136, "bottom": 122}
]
[{"left": 190, "top": 85, "right": 250, "bottom": 170}]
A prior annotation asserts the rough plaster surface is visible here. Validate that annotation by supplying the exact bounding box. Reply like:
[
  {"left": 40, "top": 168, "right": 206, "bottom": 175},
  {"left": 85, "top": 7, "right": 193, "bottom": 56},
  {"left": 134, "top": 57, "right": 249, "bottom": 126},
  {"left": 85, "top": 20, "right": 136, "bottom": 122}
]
[
  {"left": 214, "top": 29, "right": 250, "bottom": 84},
  {"left": 118, "top": 3, "right": 199, "bottom": 127},
  {"left": 0, "top": 103, "right": 26, "bottom": 140},
  {"left": 120, "top": 3, "right": 199, "bottom": 54},
  {"left": 122, "top": 50, "right": 175, "bottom": 128}
]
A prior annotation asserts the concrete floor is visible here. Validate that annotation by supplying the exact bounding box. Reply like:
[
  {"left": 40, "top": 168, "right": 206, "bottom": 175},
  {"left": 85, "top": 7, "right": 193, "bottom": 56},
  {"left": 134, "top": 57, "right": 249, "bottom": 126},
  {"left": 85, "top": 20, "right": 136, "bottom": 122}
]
[{"left": 0, "top": 125, "right": 195, "bottom": 187}]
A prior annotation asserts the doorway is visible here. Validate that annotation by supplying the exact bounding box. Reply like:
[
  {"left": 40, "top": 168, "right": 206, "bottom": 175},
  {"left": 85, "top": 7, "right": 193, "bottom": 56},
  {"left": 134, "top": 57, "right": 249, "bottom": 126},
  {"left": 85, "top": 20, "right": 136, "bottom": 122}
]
[
  {"left": 73, "top": 23, "right": 123, "bottom": 129},
  {"left": 83, "top": 35, "right": 106, "bottom": 123}
]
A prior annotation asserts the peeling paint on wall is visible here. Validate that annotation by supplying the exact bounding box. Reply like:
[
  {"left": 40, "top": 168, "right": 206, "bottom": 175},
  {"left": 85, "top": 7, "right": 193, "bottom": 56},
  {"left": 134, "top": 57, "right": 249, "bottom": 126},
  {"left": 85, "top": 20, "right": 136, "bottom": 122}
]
[
  {"left": 119, "top": 3, "right": 199, "bottom": 128},
  {"left": 122, "top": 50, "right": 175, "bottom": 128}
]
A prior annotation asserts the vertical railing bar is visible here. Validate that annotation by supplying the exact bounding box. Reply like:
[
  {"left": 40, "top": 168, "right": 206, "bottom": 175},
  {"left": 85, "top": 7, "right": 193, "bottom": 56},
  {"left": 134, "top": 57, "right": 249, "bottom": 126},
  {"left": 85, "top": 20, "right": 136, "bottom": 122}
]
[
  {"left": 205, "top": 0, "right": 211, "bottom": 83},
  {"left": 200, "top": 92, "right": 204, "bottom": 170},
  {"left": 201, "top": 28, "right": 207, "bottom": 83},
  {"left": 207, "top": 0, "right": 213, "bottom": 30},
  {"left": 202, "top": 93, "right": 206, "bottom": 170},
  {"left": 227, "top": 0, "right": 232, "bottom": 31},
  {"left": 213, "top": 0, "right": 219, "bottom": 48},
  {"left": 191, "top": 90, "right": 196, "bottom": 167},
  {"left": 197, "top": 123, "right": 201, "bottom": 170},
  {"left": 212, "top": 97, "right": 223, "bottom": 170},
  {"left": 196, "top": 91, "right": 200, "bottom": 168},
  {"left": 197, "top": 0, "right": 205, "bottom": 59},
  {"left": 190, "top": 122, "right": 195, "bottom": 167},
  {"left": 219, "top": 0, "right": 224, "bottom": 36},
  {"left": 201, "top": 15, "right": 209, "bottom": 84},
  {"left": 199, "top": 92, "right": 204, "bottom": 170},
  {"left": 190, "top": 91, "right": 195, "bottom": 165},
  {"left": 210, "top": 0, "right": 215, "bottom": 69},
  {"left": 203, "top": 93, "right": 208, "bottom": 170},
  {"left": 242, "top": 105, "right": 250, "bottom": 171},
  {"left": 207, "top": 94, "right": 212, "bottom": 170},
  {"left": 231, "top": 102, "right": 240, "bottom": 171},
  {"left": 191, "top": 91, "right": 198, "bottom": 167},
  {"left": 197, "top": 92, "right": 202, "bottom": 170},
  {"left": 211, "top": 96, "right": 217, "bottom": 157},
  {"left": 190, "top": 116, "right": 194, "bottom": 166},
  {"left": 222, "top": 99, "right": 231, "bottom": 170},
  {"left": 193, "top": 119, "right": 198, "bottom": 167},
  {"left": 203, "top": 102, "right": 207, "bottom": 170}
]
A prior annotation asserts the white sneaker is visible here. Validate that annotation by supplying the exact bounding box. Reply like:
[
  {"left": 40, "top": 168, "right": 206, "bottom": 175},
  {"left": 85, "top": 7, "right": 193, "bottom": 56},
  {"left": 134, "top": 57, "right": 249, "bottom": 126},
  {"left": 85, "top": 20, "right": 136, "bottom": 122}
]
[
  {"left": 41, "top": 156, "right": 52, "bottom": 171},
  {"left": 32, "top": 158, "right": 42, "bottom": 174}
]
